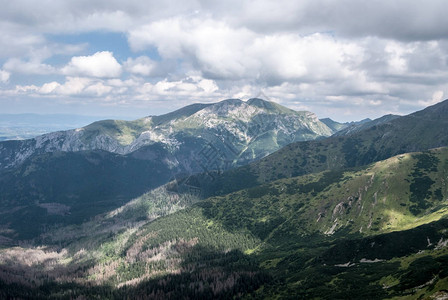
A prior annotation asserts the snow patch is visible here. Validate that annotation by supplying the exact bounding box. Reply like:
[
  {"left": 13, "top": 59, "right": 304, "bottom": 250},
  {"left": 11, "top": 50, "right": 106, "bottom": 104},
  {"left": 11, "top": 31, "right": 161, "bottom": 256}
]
[
  {"left": 325, "top": 219, "right": 338, "bottom": 235},
  {"left": 359, "top": 258, "right": 384, "bottom": 263},
  {"left": 335, "top": 262, "right": 354, "bottom": 267}
]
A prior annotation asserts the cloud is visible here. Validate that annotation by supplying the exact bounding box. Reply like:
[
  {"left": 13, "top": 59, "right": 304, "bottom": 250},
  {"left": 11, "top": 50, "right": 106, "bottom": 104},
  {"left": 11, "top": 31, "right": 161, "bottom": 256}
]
[
  {"left": 418, "top": 90, "right": 445, "bottom": 107},
  {"left": 40, "top": 81, "right": 60, "bottom": 94},
  {"left": 0, "top": 70, "right": 10, "bottom": 83},
  {"left": 0, "top": 22, "right": 46, "bottom": 59},
  {"left": 3, "top": 58, "right": 56, "bottom": 75},
  {"left": 128, "top": 18, "right": 255, "bottom": 78},
  {"left": 84, "top": 82, "right": 114, "bottom": 96},
  {"left": 433, "top": 90, "right": 444, "bottom": 102},
  {"left": 6, "top": 75, "right": 220, "bottom": 102},
  {"left": 0, "top": 1, "right": 200, "bottom": 34},
  {"left": 128, "top": 16, "right": 448, "bottom": 90},
  {"left": 41, "top": 77, "right": 120, "bottom": 97},
  {"left": 62, "top": 51, "right": 122, "bottom": 78},
  {"left": 11, "top": 77, "right": 110, "bottom": 97},
  {"left": 30, "top": 77, "right": 90, "bottom": 96},
  {"left": 6, "top": 0, "right": 446, "bottom": 41},
  {"left": 1, "top": 0, "right": 448, "bottom": 121},
  {"left": 138, "top": 76, "right": 219, "bottom": 98},
  {"left": 124, "top": 56, "right": 156, "bottom": 76},
  {"left": 128, "top": 17, "right": 366, "bottom": 84},
  {"left": 209, "top": 0, "right": 448, "bottom": 41}
]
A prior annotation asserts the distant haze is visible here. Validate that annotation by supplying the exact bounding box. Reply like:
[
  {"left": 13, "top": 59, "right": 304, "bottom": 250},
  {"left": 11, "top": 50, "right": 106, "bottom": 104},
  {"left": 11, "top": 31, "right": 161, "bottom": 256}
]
[{"left": 0, "top": 114, "right": 111, "bottom": 140}]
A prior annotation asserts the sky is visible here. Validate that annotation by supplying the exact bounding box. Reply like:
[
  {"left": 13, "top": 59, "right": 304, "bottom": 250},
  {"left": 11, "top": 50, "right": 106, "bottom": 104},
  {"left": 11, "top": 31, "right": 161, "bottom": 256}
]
[{"left": 0, "top": 0, "right": 447, "bottom": 122}]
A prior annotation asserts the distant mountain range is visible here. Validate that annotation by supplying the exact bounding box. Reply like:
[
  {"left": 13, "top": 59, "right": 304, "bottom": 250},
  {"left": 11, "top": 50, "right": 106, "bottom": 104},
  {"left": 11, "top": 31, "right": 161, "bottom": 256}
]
[
  {"left": 1, "top": 98, "right": 447, "bottom": 299},
  {"left": 319, "top": 116, "right": 372, "bottom": 132},
  {"left": 0, "top": 114, "right": 107, "bottom": 141},
  {"left": 328, "top": 114, "right": 400, "bottom": 136}
]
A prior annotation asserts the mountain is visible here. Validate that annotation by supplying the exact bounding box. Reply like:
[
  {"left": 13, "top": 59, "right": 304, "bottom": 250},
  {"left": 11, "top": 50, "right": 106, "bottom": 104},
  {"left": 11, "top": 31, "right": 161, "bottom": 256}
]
[
  {"left": 331, "top": 114, "right": 400, "bottom": 136},
  {"left": 1, "top": 147, "right": 447, "bottom": 299},
  {"left": 1, "top": 99, "right": 446, "bottom": 241},
  {"left": 194, "top": 99, "right": 448, "bottom": 197},
  {"left": 1, "top": 99, "right": 448, "bottom": 299},
  {"left": 0, "top": 98, "right": 334, "bottom": 240},
  {"left": 0, "top": 98, "right": 332, "bottom": 170},
  {"left": 320, "top": 117, "right": 371, "bottom": 133}
]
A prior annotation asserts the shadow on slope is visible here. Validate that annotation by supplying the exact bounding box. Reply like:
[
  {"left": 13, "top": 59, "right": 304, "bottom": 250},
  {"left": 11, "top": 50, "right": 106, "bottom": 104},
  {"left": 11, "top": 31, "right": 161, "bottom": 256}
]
[{"left": 0, "top": 146, "right": 175, "bottom": 240}]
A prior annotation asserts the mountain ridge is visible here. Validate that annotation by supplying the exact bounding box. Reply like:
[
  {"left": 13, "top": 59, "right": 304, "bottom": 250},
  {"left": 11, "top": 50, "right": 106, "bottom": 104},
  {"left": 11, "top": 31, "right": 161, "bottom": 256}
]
[
  {"left": 331, "top": 113, "right": 400, "bottom": 136},
  {"left": 0, "top": 98, "right": 333, "bottom": 170},
  {"left": 320, "top": 117, "right": 372, "bottom": 133}
]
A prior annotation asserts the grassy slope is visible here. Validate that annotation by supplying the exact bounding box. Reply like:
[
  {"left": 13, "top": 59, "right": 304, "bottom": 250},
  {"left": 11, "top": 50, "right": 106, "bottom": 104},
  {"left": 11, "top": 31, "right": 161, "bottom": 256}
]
[
  {"left": 1, "top": 148, "right": 448, "bottom": 299},
  {"left": 79, "top": 103, "right": 211, "bottom": 146},
  {"left": 135, "top": 147, "right": 448, "bottom": 299},
  {"left": 199, "top": 147, "right": 448, "bottom": 298}
]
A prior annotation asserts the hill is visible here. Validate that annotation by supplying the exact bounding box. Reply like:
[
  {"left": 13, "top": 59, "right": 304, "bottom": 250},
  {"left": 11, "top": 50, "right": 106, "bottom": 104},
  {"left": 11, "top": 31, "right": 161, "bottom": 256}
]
[
  {"left": 0, "top": 148, "right": 175, "bottom": 240},
  {"left": 1, "top": 147, "right": 447, "bottom": 298}
]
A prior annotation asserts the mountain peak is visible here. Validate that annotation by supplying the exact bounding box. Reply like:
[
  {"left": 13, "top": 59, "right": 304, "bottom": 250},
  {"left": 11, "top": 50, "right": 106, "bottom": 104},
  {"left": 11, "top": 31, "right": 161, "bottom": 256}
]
[
  {"left": 150, "top": 103, "right": 212, "bottom": 126},
  {"left": 246, "top": 98, "right": 301, "bottom": 115},
  {"left": 218, "top": 98, "right": 244, "bottom": 106},
  {"left": 201, "top": 99, "right": 247, "bottom": 117},
  {"left": 246, "top": 98, "right": 273, "bottom": 109}
]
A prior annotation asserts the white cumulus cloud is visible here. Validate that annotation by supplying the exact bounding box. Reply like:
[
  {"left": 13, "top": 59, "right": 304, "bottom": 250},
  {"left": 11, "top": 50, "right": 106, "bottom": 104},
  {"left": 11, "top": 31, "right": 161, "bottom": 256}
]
[
  {"left": 62, "top": 51, "right": 122, "bottom": 78},
  {"left": 138, "top": 76, "right": 219, "bottom": 98},
  {"left": 0, "top": 70, "right": 10, "bottom": 83},
  {"left": 124, "top": 56, "right": 156, "bottom": 76},
  {"left": 40, "top": 81, "right": 60, "bottom": 94}
]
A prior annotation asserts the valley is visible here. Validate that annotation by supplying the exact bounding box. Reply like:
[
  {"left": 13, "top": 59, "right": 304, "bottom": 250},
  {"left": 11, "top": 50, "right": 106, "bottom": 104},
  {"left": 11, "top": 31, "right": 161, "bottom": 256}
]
[{"left": 0, "top": 99, "right": 447, "bottom": 299}]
